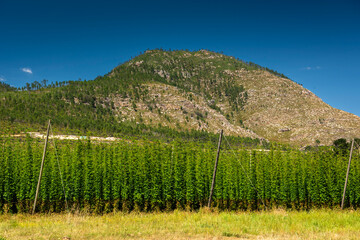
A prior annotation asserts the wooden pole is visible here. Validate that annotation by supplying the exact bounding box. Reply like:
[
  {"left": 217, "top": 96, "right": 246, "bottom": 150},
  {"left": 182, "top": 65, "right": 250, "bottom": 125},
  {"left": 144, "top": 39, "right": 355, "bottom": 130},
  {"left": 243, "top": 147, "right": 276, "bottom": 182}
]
[
  {"left": 341, "top": 139, "right": 355, "bottom": 210},
  {"left": 208, "top": 129, "right": 223, "bottom": 208},
  {"left": 32, "top": 119, "right": 51, "bottom": 214}
]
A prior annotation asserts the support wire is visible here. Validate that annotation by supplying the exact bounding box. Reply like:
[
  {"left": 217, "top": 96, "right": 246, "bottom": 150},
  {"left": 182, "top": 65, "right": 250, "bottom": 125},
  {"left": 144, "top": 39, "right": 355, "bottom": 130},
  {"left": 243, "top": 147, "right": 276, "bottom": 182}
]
[
  {"left": 49, "top": 123, "right": 69, "bottom": 212},
  {"left": 223, "top": 135, "right": 267, "bottom": 210}
]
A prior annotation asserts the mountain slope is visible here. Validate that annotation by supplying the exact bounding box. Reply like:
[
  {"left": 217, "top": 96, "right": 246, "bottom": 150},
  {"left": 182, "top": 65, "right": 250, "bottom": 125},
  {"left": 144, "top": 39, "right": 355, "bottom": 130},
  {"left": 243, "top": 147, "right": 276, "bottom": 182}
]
[
  {"left": 108, "top": 49, "right": 360, "bottom": 145},
  {"left": 228, "top": 69, "right": 360, "bottom": 145},
  {"left": 1, "top": 49, "right": 359, "bottom": 146}
]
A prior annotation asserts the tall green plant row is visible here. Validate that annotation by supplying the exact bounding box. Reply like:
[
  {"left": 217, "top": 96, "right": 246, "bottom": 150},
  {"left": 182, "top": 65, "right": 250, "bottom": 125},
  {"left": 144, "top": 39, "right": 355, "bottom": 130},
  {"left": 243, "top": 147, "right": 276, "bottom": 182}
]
[{"left": 0, "top": 137, "right": 359, "bottom": 213}]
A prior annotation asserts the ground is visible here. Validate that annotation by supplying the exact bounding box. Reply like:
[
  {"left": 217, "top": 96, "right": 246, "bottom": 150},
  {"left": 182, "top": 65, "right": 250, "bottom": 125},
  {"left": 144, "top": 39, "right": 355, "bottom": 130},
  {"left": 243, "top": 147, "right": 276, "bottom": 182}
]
[{"left": 1, "top": 209, "right": 360, "bottom": 239}]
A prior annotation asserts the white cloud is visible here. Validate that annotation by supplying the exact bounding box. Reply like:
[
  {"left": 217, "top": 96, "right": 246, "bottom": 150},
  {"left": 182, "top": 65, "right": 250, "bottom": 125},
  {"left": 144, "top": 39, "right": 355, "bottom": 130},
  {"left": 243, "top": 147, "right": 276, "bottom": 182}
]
[
  {"left": 0, "top": 76, "right": 5, "bottom": 82},
  {"left": 21, "top": 67, "right": 33, "bottom": 74},
  {"left": 303, "top": 66, "right": 321, "bottom": 71}
]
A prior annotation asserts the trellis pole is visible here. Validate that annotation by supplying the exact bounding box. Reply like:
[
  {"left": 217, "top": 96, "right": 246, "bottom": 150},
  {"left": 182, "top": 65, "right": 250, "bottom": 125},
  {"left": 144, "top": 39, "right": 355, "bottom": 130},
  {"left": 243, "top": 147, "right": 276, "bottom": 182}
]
[
  {"left": 208, "top": 129, "right": 223, "bottom": 208},
  {"left": 32, "top": 119, "right": 51, "bottom": 214},
  {"left": 341, "top": 139, "right": 355, "bottom": 210}
]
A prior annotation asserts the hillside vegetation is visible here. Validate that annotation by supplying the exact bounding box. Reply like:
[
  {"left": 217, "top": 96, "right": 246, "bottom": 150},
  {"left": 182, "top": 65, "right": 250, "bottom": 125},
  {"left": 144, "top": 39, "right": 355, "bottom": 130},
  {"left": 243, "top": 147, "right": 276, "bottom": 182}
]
[
  {"left": 1, "top": 49, "right": 360, "bottom": 146},
  {"left": 0, "top": 82, "right": 15, "bottom": 92}
]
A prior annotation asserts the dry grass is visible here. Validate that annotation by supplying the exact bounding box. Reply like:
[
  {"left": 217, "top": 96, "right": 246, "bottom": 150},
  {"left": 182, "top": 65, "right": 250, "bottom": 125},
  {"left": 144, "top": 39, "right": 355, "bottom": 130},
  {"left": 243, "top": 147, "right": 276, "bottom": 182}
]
[{"left": 1, "top": 209, "right": 360, "bottom": 239}]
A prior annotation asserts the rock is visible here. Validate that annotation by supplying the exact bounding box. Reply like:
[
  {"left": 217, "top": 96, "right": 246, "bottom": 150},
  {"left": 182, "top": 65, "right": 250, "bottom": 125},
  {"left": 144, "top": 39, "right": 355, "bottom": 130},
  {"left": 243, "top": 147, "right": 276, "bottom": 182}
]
[
  {"left": 278, "top": 128, "right": 291, "bottom": 133},
  {"left": 135, "top": 60, "right": 143, "bottom": 66}
]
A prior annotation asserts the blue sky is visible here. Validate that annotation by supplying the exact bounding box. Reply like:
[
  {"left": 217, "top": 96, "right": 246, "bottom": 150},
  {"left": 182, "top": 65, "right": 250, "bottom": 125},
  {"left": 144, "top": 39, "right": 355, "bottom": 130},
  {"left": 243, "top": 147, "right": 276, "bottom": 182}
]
[{"left": 1, "top": 0, "right": 359, "bottom": 116}]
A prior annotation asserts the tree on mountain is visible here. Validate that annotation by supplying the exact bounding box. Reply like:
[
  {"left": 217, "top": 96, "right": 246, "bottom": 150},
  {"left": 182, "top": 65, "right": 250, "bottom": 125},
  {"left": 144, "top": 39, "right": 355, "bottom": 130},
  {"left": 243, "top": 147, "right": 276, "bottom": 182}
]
[
  {"left": 0, "top": 82, "right": 16, "bottom": 92},
  {"left": 333, "top": 138, "right": 350, "bottom": 155}
]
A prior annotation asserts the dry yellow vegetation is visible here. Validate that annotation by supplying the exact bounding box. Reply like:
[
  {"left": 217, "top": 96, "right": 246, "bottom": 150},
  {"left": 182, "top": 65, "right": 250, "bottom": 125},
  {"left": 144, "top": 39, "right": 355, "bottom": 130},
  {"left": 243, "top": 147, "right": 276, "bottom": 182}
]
[{"left": 1, "top": 209, "right": 360, "bottom": 239}]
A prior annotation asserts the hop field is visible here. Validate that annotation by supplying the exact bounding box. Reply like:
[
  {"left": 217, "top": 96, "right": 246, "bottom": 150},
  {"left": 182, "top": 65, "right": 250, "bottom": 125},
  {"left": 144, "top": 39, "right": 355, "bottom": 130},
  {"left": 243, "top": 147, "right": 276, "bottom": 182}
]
[{"left": 0, "top": 136, "right": 359, "bottom": 213}]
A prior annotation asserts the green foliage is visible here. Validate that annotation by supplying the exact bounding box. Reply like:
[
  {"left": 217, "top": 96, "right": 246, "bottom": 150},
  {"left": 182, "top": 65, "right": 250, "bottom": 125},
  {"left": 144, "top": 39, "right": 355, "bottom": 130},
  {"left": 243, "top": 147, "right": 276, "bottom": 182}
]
[
  {"left": 333, "top": 138, "right": 350, "bottom": 155},
  {"left": 0, "top": 82, "right": 16, "bottom": 92},
  {"left": 1, "top": 137, "right": 357, "bottom": 213}
]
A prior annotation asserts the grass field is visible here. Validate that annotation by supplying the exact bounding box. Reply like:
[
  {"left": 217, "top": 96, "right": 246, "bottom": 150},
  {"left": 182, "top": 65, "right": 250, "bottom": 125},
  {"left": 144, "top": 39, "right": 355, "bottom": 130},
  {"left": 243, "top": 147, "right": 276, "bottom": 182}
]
[{"left": 1, "top": 209, "right": 360, "bottom": 240}]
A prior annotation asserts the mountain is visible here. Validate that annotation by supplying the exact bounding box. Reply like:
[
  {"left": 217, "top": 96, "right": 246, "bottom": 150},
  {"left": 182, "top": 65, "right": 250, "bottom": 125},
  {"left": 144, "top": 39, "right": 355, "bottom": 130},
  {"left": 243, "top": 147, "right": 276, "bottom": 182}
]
[{"left": 1, "top": 49, "right": 359, "bottom": 146}]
